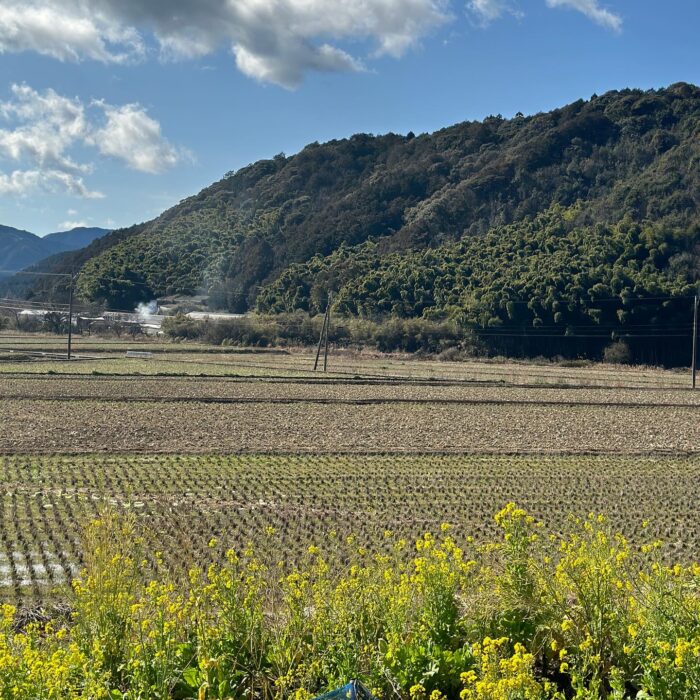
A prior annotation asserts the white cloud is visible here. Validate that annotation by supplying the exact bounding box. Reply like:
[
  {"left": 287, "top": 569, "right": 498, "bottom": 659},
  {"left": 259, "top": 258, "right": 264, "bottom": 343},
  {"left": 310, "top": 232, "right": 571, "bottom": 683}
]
[
  {"left": 0, "top": 1, "right": 622, "bottom": 87},
  {"left": 90, "top": 102, "right": 181, "bottom": 174},
  {"left": 0, "top": 169, "right": 103, "bottom": 198},
  {"left": 0, "top": 84, "right": 88, "bottom": 175},
  {"left": 0, "top": 83, "right": 181, "bottom": 198},
  {"left": 232, "top": 42, "right": 362, "bottom": 88},
  {"left": 0, "top": 0, "right": 622, "bottom": 88},
  {"left": 58, "top": 219, "right": 88, "bottom": 229},
  {"left": 468, "top": 0, "right": 619, "bottom": 30},
  {"left": 47, "top": 170, "right": 105, "bottom": 198},
  {"left": 0, "top": 2, "right": 144, "bottom": 63},
  {"left": 545, "top": 0, "right": 622, "bottom": 32},
  {"left": 467, "top": 0, "right": 523, "bottom": 25},
  {"left": 0, "top": 0, "right": 452, "bottom": 88}
]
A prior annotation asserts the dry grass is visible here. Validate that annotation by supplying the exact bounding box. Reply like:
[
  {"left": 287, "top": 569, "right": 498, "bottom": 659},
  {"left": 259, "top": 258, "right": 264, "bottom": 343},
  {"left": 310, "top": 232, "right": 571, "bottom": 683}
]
[{"left": 0, "top": 343, "right": 690, "bottom": 387}]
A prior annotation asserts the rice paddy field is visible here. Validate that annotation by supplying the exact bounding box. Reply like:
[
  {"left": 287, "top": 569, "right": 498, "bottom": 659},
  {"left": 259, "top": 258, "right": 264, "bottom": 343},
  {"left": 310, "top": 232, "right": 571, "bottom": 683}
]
[
  {"left": 0, "top": 333, "right": 699, "bottom": 600},
  {"left": 1, "top": 453, "right": 700, "bottom": 604}
]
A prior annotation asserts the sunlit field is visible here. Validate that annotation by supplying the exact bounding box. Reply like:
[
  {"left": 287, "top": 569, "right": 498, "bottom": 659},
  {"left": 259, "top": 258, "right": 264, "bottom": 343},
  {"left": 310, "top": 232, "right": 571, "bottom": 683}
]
[{"left": 2, "top": 339, "right": 700, "bottom": 698}]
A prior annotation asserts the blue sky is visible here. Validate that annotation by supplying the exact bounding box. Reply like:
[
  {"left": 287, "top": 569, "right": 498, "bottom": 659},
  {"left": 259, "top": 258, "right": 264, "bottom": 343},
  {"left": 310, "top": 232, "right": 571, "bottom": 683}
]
[{"left": 0, "top": 0, "right": 697, "bottom": 236}]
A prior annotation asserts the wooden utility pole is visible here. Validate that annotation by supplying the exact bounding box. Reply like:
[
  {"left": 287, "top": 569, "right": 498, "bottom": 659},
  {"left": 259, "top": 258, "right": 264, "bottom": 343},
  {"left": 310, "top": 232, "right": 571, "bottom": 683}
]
[
  {"left": 313, "top": 295, "right": 331, "bottom": 371},
  {"left": 67, "top": 274, "right": 75, "bottom": 360},
  {"left": 692, "top": 294, "right": 698, "bottom": 389},
  {"left": 323, "top": 293, "right": 332, "bottom": 372}
]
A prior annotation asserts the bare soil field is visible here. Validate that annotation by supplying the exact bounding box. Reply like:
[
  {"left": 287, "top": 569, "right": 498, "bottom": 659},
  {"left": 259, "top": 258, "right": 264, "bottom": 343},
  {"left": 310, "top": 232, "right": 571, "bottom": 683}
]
[
  {"left": 2, "top": 374, "right": 698, "bottom": 405},
  {"left": 2, "top": 397, "right": 697, "bottom": 454},
  {"left": 1, "top": 348, "right": 696, "bottom": 455}
]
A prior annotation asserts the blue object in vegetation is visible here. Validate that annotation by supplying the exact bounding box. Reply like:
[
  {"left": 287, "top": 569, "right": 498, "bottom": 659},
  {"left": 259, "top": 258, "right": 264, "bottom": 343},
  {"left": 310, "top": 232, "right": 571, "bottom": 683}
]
[{"left": 312, "top": 680, "right": 377, "bottom": 700}]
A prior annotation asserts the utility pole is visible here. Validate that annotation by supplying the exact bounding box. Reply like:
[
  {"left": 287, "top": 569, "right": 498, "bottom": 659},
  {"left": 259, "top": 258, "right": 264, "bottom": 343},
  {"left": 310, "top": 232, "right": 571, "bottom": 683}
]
[
  {"left": 692, "top": 294, "right": 698, "bottom": 390},
  {"left": 323, "top": 292, "right": 332, "bottom": 372},
  {"left": 67, "top": 274, "right": 75, "bottom": 360},
  {"left": 313, "top": 295, "right": 331, "bottom": 371}
]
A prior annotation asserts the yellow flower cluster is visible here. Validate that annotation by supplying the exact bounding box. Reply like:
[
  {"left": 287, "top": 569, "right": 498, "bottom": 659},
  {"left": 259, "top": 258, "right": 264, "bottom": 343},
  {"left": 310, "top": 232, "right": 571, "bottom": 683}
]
[
  {"left": 0, "top": 606, "right": 108, "bottom": 699},
  {"left": 460, "top": 637, "right": 556, "bottom": 700},
  {"left": 2, "top": 505, "right": 700, "bottom": 699}
]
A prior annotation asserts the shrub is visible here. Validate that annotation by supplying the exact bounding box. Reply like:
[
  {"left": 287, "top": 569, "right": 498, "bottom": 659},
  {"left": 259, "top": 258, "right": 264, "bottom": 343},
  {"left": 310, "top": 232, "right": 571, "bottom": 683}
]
[
  {"left": 603, "top": 340, "right": 632, "bottom": 364},
  {"left": 162, "top": 312, "right": 481, "bottom": 355},
  {"left": 161, "top": 314, "right": 202, "bottom": 340}
]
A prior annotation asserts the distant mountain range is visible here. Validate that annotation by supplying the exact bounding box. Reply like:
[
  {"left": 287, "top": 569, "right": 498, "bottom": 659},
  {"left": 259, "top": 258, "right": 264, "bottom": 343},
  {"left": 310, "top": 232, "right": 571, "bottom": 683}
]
[{"left": 0, "top": 225, "right": 110, "bottom": 278}]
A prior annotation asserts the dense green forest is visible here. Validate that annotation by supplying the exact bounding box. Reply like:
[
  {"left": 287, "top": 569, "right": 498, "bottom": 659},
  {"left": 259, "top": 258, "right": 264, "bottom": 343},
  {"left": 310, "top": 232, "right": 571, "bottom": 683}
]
[
  {"left": 8, "top": 82, "right": 700, "bottom": 362},
  {"left": 257, "top": 205, "right": 698, "bottom": 363}
]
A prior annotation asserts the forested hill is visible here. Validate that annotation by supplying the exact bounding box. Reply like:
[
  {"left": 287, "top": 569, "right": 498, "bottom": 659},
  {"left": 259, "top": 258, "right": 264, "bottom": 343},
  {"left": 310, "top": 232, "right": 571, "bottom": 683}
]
[{"left": 16, "top": 83, "right": 700, "bottom": 331}]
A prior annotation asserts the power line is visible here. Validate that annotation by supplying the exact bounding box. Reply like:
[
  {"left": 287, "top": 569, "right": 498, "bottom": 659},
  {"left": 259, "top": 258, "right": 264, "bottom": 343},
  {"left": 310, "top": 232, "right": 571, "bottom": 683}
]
[
  {"left": 5, "top": 293, "right": 694, "bottom": 331},
  {"left": 0, "top": 296, "right": 161, "bottom": 316},
  {"left": 0, "top": 305, "right": 72, "bottom": 314},
  {"left": 472, "top": 331, "right": 692, "bottom": 338},
  {"left": 468, "top": 323, "right": 694, "bottom": 331},
  {"left": 0, "top": 299, "right": 692, "bottom": 337},
  {"left": 0, "top": 297, "right": 71, "bottom": 309},
  {"left": 466, "top": 294, "right": 697, "bottom": 306},
  {"left": 2, "top": 269, "right": 153, "bottom": 289},
  {"left": 0, "top": 269, "right": 72, "bottom": 278},
  {"left": 90, "top": 275, "right": 153, "bottom": 287}
]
